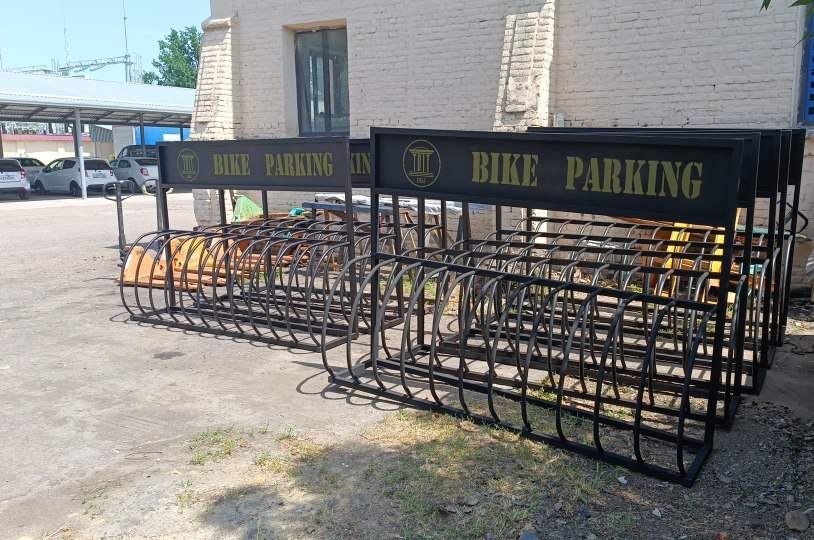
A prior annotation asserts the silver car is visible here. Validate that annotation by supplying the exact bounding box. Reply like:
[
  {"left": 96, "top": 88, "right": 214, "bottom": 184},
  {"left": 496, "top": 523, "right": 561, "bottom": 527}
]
[
  {"left": 15, "top": 157, "right": 45, "bottom": 183},
  {"left": 0, "top": 158, "right": 30, "bottom": 199},
  {"left": 34, "top": 158, "right": 115, "bottom": 196},
  {"left": 112, "top": 158, "right": 159, "bottom": 193}
]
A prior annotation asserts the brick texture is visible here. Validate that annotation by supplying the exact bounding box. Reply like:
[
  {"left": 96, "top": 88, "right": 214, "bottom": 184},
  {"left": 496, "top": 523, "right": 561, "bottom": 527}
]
[{"left": 196, "top": 0, "right": 814, "bottom": 281}]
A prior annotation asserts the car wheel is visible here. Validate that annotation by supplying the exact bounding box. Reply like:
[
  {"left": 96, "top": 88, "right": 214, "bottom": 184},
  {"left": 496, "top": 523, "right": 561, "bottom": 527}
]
[
  {"left": 126, "top": 179, "right": 139, "bottom": 194},
  {"left": 33, "top": 181, "right": 46, "bottom": 195},
  {"left": 69, "top": 182, "right": 81, "bottom": 197},
  {"left": 18, "top": 191, "right": 29, "bottom": 200}
]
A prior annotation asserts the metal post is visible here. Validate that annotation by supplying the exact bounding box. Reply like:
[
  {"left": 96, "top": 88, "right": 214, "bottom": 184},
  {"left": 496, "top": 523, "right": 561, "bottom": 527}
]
[
  {"left": 179, "top": 125, "right": 184, "bottom": 141},
  {"left": 74, "top": 109, "right": 87, "bottom": 199},
  {"left": 139, "top": 114, "right": 146, "bottom": 157},
  {"left": 0, "top": 126, "right": 4, "bottom": 158}
]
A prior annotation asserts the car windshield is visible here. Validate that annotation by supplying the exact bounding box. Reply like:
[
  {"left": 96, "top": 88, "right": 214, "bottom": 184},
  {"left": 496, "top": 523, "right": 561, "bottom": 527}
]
[
  {"left": 19, "top": 158, "right": 43, "bottom": 167},
  {"left": 135, "top": 158, "right": 158, "bottom": 166},
  {"left": 85, "top": 159, "right": 111, "bottom": 170},
  {"left": 0, "top": 160, "right": 20, "bottom": 172},
  {"left": 120, "top": 146, "right": 158, "bottom": 158}
]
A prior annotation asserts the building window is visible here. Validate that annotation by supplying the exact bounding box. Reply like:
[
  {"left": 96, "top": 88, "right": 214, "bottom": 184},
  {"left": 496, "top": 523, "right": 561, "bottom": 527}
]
[
  {"left": 295, "top": 28, "right": 349, "bottom": 135},
  {"left": 803, "top": 15, "right": 814, "bottom": 123}
]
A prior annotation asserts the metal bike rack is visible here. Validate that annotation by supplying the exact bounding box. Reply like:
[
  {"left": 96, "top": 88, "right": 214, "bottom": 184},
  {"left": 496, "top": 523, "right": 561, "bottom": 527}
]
[
  {"left": 119, "top": 137, "right": 406, "bottom": 351},
  {"left": 324, "top": 127, "right": 747, "bottom": 485},
  {"left": 104, "top": 181, "right": 136, "bottom": 260},
  {"left": 526, "top": 127, "right": 806, "bottom": 394}
]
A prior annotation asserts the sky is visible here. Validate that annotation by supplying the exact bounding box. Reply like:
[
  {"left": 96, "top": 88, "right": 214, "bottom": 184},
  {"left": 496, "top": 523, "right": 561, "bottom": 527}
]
[{"left": 0, "top": 0, "right": 210, "bottom": 82}]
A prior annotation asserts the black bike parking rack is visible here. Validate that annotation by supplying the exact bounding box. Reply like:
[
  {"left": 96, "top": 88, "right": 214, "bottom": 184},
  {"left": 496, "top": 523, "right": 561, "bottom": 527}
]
[
  {"left": 113, "top": 126, "right": 801, "bottom": 487},
  {"left": 119, "top": 137, "right": 406, "bottom": 351},
  {"left": 525, "top": 127, "right": 805, "bottom": 398},
  {"left": 324, "top": 127, "right": 747, "bottom": 486}
]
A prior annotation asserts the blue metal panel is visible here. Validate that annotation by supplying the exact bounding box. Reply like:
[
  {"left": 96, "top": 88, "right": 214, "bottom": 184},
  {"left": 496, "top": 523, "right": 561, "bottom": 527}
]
[
  {"left": 804, "top": 15, "right": 814, "bottom": 123},
  {"left": 135, "top": 126, "right": 190, "bottom": 145}
]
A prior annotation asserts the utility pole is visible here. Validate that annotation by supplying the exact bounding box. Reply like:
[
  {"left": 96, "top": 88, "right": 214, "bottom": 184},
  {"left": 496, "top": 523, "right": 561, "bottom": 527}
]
[
  {"left": 122, "top": 0, "right": 131, "bottom": 82},
  {"left": 63, "top": 17, "right": 70, "bottom": 66}
]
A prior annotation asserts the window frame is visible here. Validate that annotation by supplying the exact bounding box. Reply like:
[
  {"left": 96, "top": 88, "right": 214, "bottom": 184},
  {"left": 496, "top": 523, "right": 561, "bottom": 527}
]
[{"left": 294, "top": 27, "right": 349, "bottom": 136}]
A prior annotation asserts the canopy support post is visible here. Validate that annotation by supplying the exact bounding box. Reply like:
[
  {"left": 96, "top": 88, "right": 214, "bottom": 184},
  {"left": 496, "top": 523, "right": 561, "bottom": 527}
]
[{"left": 74, "top": 109, "right": 87, "bottom": 200}]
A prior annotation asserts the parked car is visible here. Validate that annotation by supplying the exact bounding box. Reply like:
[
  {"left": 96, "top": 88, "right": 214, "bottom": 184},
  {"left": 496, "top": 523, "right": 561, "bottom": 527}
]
[
  {"left": 0, "top": 158, "right": 30, "bottom": 199},
  {"left": 116, "top": 144, "right": 158, "bottom": 160},
  {"left": 111, "top": 157, "right": 159, "bottom": 193},
  {"left": 15, "top": 157, "right": 45, "bottom": 182},
  {"left": 33, "top": 158, "right": 115, "bottom": 196}
]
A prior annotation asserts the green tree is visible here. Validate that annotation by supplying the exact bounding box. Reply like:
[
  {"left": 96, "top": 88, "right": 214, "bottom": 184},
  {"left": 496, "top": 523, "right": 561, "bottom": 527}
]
[
  {"left": 760, "top": 0, "right": 814, "bottom": 9},
  {"left": 761, "top": 0, "right": 813, "bottom": 12},
  {"left": 761, "top": 0, "right": 814, "bottom": 40},
  {"left": 142, "top": 26, "right": 202, "bottom": 88}
]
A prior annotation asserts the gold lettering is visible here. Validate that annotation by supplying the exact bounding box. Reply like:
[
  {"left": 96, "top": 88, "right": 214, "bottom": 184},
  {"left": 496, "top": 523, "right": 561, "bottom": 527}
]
[
  {"left": 645, "top": 161, "right": 659, "bottom": 196},
  {"left": 304, "top": 153, "right": 313, "bottom": 176},
  {"left": 324, "top": 153, "right": 333, "bottom": 176},
  {"left": 623, "top": 159, "right": 646, "bottom": 195},
  {"left": 565, "top": 156, "right": 583, "bottom": 191},
  {"left": 521, "top": 154, "right": 538, "bottom": 187},
  {"left": 265, "top": 154, "right": 275, "bottom": 176},
  {"left": 489, "top": 152, "right": 500, "bottom": 184},
  {"left": 602, "top": 158, "right": 622, "bottom": 194},
  {"left": 659, "top": 161, "right": 681, "bottom": 198},
  {"left": 501, "top": 153, "right": 521, "bottom": 186},
  {"left": 295, "top": 153, "right": 305, "bottom": 176},
  {"left": 213, "top": 154, "right": 224, "bottom": 176},
  {"left": 583, "top": 158, "right": 602, "bottom": 192},
  {"left": 472, "top": 152, "right": 489, "bottom": 183},
  {"left": 682, "top": 162, "right": 703, "bottom": 199},
  {"left": 283, "top": 154, "right": 294, "bottom": 176}
]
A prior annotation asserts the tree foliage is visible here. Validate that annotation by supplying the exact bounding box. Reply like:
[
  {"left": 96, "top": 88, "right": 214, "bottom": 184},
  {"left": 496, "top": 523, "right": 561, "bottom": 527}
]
[
  {"left": 142, "top": 26, "right": 202, "bottom": 88},
  {"left": 761, "top": 0, "right": 814, "bottom": 12}
]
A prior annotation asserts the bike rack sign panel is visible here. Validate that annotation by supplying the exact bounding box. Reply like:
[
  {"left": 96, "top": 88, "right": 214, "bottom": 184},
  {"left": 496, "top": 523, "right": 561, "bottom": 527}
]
[
  {"left": 159, "top": 137, "right": 350, "bottom": 191},
  {"left": 372, "top": 128, "right": 744, "bottom": 227},
  {"left": 350, "top": 138, "right": 371, "bottom": 188}
]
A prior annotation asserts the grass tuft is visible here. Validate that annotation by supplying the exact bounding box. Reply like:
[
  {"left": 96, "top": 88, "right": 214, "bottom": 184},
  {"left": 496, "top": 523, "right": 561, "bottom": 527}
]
[{"left": 188, "top": 427, "right": 240, "bottom": 465}]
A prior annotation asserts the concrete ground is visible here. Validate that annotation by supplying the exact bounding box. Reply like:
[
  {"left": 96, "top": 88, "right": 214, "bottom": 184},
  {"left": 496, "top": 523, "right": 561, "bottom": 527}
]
[
  {"left": 0, "top": 193, "right": 393, "bottom": 538},
  {"left": 0, "top": 192, "right": 812, "bottom": 539}
]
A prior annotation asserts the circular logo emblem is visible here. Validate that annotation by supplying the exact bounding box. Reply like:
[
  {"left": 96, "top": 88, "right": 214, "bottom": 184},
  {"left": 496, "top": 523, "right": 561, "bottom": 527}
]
[
  {"left": 402, "top": 139, "right": 440, "bottom": 188},
  {"left": 176, "top": 149, "right": 199, "bottom": 182}
]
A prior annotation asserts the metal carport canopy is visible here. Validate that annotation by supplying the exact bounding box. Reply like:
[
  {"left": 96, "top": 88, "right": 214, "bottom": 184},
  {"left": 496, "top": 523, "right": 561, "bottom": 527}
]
[{"left": 0, "top": 71, "right": 193, "bottom": 126}]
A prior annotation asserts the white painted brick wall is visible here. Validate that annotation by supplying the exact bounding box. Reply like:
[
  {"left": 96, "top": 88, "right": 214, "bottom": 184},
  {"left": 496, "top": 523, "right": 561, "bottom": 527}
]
[
  {"left": 551, "top": 1, "right": 802, "bottom": 129},
  {"left": 191, "top": 15, "right": 238, "bottom": 226},
  {"left": 548, "top": 1, "right": 813, "bottom": 281},
  {"left": 200, "top": 0, "right": 555, "bottom": 229},
  {"left": 199, "top": 0, "right": 813, "bottom": 282}
]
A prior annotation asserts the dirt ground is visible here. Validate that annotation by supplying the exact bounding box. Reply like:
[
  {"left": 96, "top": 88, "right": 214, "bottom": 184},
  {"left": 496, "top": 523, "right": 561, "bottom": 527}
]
[{"left": 0, "top": 194, "right": 813, "bottom": 539}]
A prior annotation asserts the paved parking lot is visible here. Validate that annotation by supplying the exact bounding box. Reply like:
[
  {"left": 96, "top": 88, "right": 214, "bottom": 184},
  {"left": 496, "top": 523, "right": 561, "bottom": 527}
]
[
  {"left": 0, "top": 193, "right": 812, "bottom": 539},
  {"left": 0, "top": 194, "right": 390, "bottom": 537}
]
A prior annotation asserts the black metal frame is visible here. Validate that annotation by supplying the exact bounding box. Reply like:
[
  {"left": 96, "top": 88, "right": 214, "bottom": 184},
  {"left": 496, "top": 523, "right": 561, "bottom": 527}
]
[
  {"left": 323, "top": 127, "right": 745, "bottom": 486},
  {"left": 123, "top": 137, "right": 362, "bottom": 351},
  {"left": 525, "top": 127, "right": 797, "bottom": 399}
]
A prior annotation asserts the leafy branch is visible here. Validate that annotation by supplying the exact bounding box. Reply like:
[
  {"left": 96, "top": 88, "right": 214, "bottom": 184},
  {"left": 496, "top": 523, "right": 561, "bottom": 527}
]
[{"left": 761, "top": 0, "right": 814, "bottom": 42}]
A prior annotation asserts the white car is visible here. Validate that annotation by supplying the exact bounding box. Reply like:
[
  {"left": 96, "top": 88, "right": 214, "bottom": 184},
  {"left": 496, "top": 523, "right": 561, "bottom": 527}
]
[
  {"left": 15, "top": 157, "right": 45, "bottom": 182},
  {"left": 111, "top": 157, "right": 159, "bottom": 193},
  {"left": 0, "top": 158, "right": 30, "bottom": 199},
  {"left": 33, "top": 158, "right": 115, "bottom": 196}
]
